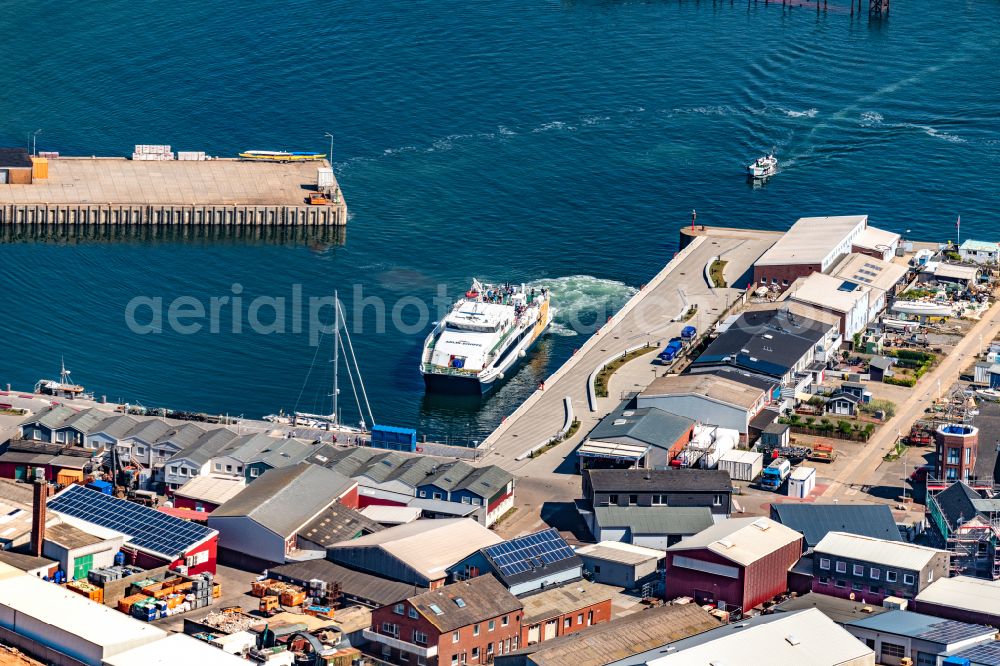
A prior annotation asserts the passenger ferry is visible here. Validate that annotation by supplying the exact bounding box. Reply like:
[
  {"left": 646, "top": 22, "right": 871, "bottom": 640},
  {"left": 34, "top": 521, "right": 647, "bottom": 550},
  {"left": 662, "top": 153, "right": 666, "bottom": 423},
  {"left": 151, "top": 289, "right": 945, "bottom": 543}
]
[
  {"left": 238, "top": 150, "right": 327, "bottom": 162},
  {"left": 421, "top": 280, "right": 553, "bottom": 394}
]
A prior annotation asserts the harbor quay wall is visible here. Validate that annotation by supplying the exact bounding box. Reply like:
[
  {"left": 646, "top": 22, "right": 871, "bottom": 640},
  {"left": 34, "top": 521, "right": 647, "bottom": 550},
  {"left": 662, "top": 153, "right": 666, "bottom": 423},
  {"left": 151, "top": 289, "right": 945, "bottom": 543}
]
[{"left": 0, "top": 202, "right": 346, "bottom": 226}]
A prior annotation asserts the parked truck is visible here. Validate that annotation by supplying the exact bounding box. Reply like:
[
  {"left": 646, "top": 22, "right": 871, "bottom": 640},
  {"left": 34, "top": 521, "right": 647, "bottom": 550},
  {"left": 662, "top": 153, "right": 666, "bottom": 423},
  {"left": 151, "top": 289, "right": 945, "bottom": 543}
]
[
  {"left": 681, "top": 325, "right": 697, "bottom": 341},
  {"left": 657, "top": 338, "right": 685, "bottom": 364},
  {"left": 760, "top": 457, "right": 792, "bottom": 491}
]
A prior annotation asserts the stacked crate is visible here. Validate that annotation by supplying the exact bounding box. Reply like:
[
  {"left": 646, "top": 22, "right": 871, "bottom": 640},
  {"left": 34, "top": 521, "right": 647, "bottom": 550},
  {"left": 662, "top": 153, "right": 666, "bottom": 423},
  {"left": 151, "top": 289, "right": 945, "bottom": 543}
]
[
  {"left": 177, "top": 151, "right": 207, "bottom": 161},
  {"left": 66, "top": 580, "right": 104, "bottom": 604},
  {"left": 132, "top": 144, "right": 175, "bottom": 161}
]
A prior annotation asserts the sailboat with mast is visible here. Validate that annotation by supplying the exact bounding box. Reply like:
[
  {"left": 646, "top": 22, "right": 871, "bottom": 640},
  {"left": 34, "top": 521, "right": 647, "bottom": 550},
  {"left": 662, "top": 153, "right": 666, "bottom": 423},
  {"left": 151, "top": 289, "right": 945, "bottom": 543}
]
[{"left": 269, "top": 291, "right": 374, "bottom": 432}]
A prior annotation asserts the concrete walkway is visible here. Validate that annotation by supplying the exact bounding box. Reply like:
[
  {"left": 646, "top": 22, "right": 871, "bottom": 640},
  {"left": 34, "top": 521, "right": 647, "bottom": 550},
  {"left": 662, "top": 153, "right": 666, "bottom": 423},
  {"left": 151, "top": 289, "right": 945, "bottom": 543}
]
[{"left": 477, "top": 228, "right": 779, "bottom": 474}]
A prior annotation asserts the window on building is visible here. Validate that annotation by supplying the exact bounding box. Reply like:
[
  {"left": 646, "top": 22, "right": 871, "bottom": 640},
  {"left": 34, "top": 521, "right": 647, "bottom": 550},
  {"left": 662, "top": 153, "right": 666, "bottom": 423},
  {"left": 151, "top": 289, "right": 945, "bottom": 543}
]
[
  {"left": 451, "top": 656, "right": 458, "bottom": 666},
  {"left": 413, "top": 631, "right": 428, "bottom": 645},
  {"left": 473, "top": 624, "right": 480, "bottom": 636},
  {"left": 627, "top": 494, "right": 638, "bottom": 505},
  {"left": 418, "top": 657, "right": 427, "bottom": 666},
  {"left": 835, "top": 579, "right": 847, "bottom": 588},
  {"left": 460, "top": 652, "right": 467, "bottom": 664},
  {"left": 250, "top": 468, "right": 259, "bottom": 477},
  {"left": 400, "top": 652, "right": 409, "bottom": 663},
  {"left": 453, "top": 631, "right": 460, "bottom": 643},
  {"left": 563, "top": 617, "right": 571, "bottom": 629},
  {"left": 502, "top": 615, "right": 509, "bottom": 627},
  {"left": 870, "top": 568, "right": 880, "bottom": 580},
  {"left": 419, "top": 490, "right": 427, "bottom": 498},
  {"left": 651, "top": 494, "right": 666, "bottom": 506},
  {"left": 782, "top": 279, "right": 789, "bottom": 286},
  {"left": 587, "top": 611, "right": 593, "bottom": 626},
  {"left": 577, "top": 613, "right": 583, "bottom": 625},
  {"left": 136, "top": 446, "right": 145, "bottom": 455},
  {"left": 870, "top": 586, "right": 880, "bottom": 595},
  {"left": 819, "top": 576, "right": 829, "bottom": 585},
  {"left": 928, "top": 570, "right": 934, "bottom": 582},
  {"left": 394, "top": 603, "right": 404, "bottom": 615},
  {"left": 462, "top": 496, "right": 471, "bottom": 504},
  {"left": 593, "top": 565, "right": 601, "bottom": 574},
  {"left": 226, "top": 464, "right": 233, "bottom": 472},
  {"left": 771, "top": 278, "right": 778, "bottom": 285},
  {"left": 409, "top": 607, "right": 418, "bottom": 619},
  {"left": 434, "top": 493, "right": 443, "bottom": 500},
  {"left": 880, "top": 643, "right": 905, "bottom": 660},
  {"left": 819, "top": 558, "right": 831, "bottom": 570},
  {"left": 947, "top": 467, "right": 958, "bottom": 480},
  {"left": 886, "top": 571, "right": 897, "bottom": 583},
  {"left": 383, "top": 646, "right": 392, "bottom": 659},
  {"left": 903, "top": 573, "right": 915, "bottom": 585},
  {"left": 169, "top": 466, "right": 178, "bottom": 475},
  {"left": 471, "top": 647, "right": 480, "bottom": 662},
  {"left": 382, "top": 623, "right": 399, "bottom": 638},
  {"left": 608, "top": 494, "right": 619, "bottom": 504},
  {"left": 713, "top": 495, "right": 723, "bottom": 507},
  {"left": 853, "top": 564, "right": 864, "bottom": 576},
  {"left": 966, "top": 448, "right": 972, "bottom": 464},
  {"left": 947, "top": 447, "right": 960, "bottom": 465},
  {"left": 487, "top": 643, "right": 494, "bottom": 656},
  {"left": 835, "top": 561, "right": 847, "bottom": 573},
  {"left": 488, "top": 620, "right": 495, "bottom": 631},
  {"left": 214, "top": 463, "right": 222, "bottom": 470}
]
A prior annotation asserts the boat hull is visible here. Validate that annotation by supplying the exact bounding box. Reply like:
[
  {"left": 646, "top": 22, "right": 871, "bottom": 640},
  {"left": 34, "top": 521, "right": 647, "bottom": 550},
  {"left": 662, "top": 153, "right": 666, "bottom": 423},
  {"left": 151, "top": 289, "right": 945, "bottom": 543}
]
[{"left": 422, "top": 311, "right": 552, "bottom": 395}]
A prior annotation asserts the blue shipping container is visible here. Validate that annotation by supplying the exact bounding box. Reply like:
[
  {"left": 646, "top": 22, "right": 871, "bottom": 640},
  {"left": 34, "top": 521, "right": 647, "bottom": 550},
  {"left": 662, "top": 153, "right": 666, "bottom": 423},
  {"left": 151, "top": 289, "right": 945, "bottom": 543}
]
[{"left": 371, "top": 425, "right": 418, "bottom": 452}]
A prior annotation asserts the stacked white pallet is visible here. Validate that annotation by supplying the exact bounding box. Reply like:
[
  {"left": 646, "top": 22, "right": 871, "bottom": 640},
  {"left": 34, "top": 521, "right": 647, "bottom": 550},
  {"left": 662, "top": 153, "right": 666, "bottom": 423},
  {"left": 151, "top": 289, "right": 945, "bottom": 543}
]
[
  {"left": 132, "top": 144, "right": 175, "bottom": 161},
  {"left": 177, "top": 151, "right": 207, "bottom": 161}
]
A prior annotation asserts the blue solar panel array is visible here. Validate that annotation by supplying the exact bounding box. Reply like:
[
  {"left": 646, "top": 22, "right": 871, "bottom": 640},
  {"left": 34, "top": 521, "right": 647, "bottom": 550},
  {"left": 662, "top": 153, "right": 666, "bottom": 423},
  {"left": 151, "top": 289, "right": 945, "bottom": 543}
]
[
  {"left": 483, "top": 528, "right": 576, "bottom": 578},
  {"left": 48, "top": 485, "right": 215, "bottom": 558}
]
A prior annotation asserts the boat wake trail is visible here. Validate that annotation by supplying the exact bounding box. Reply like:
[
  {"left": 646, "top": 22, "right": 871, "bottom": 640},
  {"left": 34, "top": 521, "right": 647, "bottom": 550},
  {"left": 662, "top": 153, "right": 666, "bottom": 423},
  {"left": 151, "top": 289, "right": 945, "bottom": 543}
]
[{"left": 529, "top": 275, "right": 637, "bottom": 337}]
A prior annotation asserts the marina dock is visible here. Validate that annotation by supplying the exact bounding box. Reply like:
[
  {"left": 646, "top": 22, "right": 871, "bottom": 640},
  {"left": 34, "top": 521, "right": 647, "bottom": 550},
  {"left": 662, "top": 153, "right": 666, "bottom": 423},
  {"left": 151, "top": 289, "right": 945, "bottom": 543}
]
[{"left": 0, "top": 156, "right": 347, "bottom": 226}]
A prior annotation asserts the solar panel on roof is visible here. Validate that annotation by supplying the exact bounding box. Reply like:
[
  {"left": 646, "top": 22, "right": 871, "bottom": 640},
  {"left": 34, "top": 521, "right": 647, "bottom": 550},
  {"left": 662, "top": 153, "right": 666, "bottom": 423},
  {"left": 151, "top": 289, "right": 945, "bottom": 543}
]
[
  {"left": 47, "top": 485, "right": 214, "bottom": 558},
  {"left": 483, "top": 528, "right": 576, "bottom": 579}
]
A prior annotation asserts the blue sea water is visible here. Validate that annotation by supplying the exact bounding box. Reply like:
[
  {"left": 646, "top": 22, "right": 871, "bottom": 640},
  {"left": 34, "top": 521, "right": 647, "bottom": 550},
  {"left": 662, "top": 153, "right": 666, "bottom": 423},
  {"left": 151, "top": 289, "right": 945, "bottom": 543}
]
[{"left": 0, "top": 0, "right": 998, "bottom": 441}]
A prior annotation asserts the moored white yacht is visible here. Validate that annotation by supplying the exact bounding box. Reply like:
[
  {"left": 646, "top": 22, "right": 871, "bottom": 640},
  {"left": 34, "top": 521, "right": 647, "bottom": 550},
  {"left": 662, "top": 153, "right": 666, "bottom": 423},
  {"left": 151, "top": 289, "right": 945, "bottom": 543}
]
[{"left": 421, "top": 280, "right": 553, "bottom": 394}]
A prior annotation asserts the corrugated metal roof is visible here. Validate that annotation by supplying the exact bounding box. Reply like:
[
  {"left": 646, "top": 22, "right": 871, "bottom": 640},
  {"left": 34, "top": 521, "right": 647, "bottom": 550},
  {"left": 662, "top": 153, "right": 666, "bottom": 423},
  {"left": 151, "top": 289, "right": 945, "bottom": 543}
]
[
  {"left": 268, "top": 558, "right": 416, "bottom": 606},
  {"left": 814, "top": 532, "right": 946, "bottom": 570},
  {"left": 327, "top": 518, "right": 502, "bottom": 580},
  {"left": 770, "top": 503, "right": 902, "bottom": 548},
  {"left": 586, "top": 468, "right": 731, "bottom": 493},
  {"left": 754, "top": 215, "right": 868, "bottom": 266},
  {"left": 648, "top": 608, "right": 872, "bottom": 666},
  {"left": 595, "top": 506, "right": 714, "bottom": 535},
  {"left": 916, "top": 575, "right": 1000, "bottom": 616},
  {"left": 668, "top": 517, "right": 802, "bottom": 566},
  {"left": 575, "top": 541, "right": 663, "bottom": 566},
  {"left": 846, "top": 609, "right": 995, "bottom": 644},
  {"left": 173, "top": 475, "right": 245, "bottom": 505},
  {"left": 210, "top": 463, "right": 355, "bottom": 537},
  {"left": 589, "top": 404, "right": 694, "bottom": 450}
]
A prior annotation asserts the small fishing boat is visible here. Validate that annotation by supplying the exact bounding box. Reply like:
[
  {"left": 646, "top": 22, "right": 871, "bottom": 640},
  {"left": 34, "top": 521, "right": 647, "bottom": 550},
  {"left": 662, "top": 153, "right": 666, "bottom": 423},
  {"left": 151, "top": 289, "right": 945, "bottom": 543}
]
[
  {"left": 976, "top": 388, "right": 1000, "bottom": 402},
  {"left": 746, "top": 153, "right": 777, "bottom": 179},
  {"left": 238, "top": 150, "right": 327, "bottom": 163}
]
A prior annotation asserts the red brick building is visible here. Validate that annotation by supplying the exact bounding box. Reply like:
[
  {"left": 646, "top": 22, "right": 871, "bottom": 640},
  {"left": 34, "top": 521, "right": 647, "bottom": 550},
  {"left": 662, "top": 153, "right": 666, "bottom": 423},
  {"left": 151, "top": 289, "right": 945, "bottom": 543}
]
[
  {"left": 664, "top": 517, "right": 803, "bottom": 614},
  {"left": 934, "top": 423, "right": 979, "bottom": 483},
  {"left": 364, "top": 575, "right": 523, "bottom": 666},
  {"left": 752, "top": 215, "right": 869, "bottom": 292},
  {"left": 518, "top": 580, "right": 614, "bottom": 646}
]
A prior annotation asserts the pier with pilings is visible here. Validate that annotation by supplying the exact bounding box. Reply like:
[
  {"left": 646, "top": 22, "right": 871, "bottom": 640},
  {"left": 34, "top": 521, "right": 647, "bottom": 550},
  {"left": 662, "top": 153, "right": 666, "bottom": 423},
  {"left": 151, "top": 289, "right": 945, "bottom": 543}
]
[{"left": 0, "top": 156, "right": 347, "bottom": 226}]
